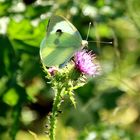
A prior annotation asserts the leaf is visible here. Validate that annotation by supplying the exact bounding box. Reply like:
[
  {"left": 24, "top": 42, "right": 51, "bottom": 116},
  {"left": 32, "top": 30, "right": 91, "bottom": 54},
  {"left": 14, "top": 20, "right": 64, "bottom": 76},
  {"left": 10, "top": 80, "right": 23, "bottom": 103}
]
[
  {"left": 7, "top": 19, "right": 48, "bottom": 48},
  {"left": 3, "top": 88, "right": 19, "bottom": 106},
  {"left": 127, "top": 0, "right": 140, "bottom": 32},
  {"left": 0, "top": 35, "right": 17, "bottom": 78},
  {"left": 24, "top": 5, "right": 52, "bottom": 19},
  {"left": 0, "top": 1, "right": 11, "bottom": 17},
  {"left": 68, "top": 91, "right": 76, "bottom": 108}
]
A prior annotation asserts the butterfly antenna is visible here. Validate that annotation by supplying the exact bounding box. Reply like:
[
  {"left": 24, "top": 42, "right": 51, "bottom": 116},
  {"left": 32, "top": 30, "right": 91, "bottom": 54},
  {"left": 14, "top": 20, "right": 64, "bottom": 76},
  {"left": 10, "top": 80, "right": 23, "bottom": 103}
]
[
  {"left": 86, "top": 22, "right": 91, "bottom": 41},
  {"left": 88, "top": 40, "right": 113, "bottom": 44},
  {"left": 86, "top": 21, "right": 113, "bottom": 45},
  {"left": 88, "top": 21, "right": 113, "bottom": 45}
]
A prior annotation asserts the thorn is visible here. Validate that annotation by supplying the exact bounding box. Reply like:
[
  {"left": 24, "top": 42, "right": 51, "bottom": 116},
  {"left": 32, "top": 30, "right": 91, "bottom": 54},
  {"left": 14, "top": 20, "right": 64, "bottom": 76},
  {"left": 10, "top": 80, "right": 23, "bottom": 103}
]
[
  {"left": 61, "top": 99, "right": 64, "bottom": 103},
  {"left": 44, "top": 131, "right": 49, "bottom": 135},
  {"left": 45, "top": 124, "right": 49, "bottom": 128}
]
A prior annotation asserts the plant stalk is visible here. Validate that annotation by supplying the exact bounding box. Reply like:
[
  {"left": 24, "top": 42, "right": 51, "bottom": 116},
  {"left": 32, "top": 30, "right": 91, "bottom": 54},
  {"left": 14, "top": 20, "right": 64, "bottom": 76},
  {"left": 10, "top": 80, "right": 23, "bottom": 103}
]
[{"left": 49, "top": 87, "right": 65, "bottom": 140}]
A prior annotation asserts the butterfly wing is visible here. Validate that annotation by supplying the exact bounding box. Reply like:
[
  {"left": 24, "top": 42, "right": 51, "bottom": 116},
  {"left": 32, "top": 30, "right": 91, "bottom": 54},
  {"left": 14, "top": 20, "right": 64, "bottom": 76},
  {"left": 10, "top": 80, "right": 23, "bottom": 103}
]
[{"left": 40, "top": 15, "right": 82, "bottom": 67}]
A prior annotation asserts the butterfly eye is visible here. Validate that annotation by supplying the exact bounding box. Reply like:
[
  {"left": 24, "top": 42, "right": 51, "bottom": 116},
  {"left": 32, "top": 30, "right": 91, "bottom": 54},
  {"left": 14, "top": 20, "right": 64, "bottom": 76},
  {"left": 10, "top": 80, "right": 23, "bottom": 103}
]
[{"left": 56, "top": 29, "right": 63, "bottom": 36}]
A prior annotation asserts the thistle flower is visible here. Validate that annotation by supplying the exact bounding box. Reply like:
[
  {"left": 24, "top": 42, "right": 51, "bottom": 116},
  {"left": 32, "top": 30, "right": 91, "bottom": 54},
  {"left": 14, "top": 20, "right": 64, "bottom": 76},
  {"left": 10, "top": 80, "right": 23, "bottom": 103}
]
[
  {"left": 48, "top": 66, "right": 58, "bottom": 76},
  {"left": 74, "top": 50, "right": 100, "bottom": 76}
]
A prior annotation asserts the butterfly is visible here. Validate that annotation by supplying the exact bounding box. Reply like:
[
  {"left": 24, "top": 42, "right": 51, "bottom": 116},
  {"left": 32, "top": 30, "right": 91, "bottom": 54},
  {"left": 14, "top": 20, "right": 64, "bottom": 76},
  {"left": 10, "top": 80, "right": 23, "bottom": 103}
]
[{"left": 40, "top": 15, "right": 88, "bottom": 67}]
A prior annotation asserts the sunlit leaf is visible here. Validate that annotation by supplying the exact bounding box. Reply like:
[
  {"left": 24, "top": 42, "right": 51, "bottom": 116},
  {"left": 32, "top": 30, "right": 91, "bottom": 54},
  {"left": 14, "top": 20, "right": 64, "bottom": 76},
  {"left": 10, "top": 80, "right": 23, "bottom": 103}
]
[
  {"left": 3, "top": 88, "right": 19, "bottom": 106},
  {"left": 127, "top": 0, "right": 140, "bottom": 32}
]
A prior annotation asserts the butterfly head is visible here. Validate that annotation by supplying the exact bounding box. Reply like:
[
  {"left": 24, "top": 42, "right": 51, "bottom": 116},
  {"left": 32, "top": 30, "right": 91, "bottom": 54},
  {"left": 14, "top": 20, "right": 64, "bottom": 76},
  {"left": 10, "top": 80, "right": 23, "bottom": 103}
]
[{"left": 82, "top": 40, "right": 88, "bottom": 48}]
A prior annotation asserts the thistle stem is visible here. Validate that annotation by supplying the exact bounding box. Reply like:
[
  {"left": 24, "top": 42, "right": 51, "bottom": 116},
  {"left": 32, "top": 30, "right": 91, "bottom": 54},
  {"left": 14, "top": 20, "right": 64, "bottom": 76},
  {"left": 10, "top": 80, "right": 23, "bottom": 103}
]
[{"left": 49, "top": 87, "right": 65, "bottom": 140}]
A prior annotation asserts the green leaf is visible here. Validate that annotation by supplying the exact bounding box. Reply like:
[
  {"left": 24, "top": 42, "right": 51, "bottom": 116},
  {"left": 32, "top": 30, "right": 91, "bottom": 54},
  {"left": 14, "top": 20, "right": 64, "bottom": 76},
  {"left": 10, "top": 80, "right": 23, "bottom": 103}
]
[
  {"left": 7, "top": 19, "right": 48, "bottom": 48},
  {"left": 3, "top": 88, "right": 19, "bottom": 106},
  {"left": 24, "top": 5, "right": 52, "bottom": 19},
  {"left": 127, "top": 0, "right": 140, "bottom": 32},
  {"left": 69, "top": 91, "right": 76, "bottom": 108},
  {"left": 0, "top": 35, "right": 17, "bottom": 78},
  {"left": 0, "top": 1, "right": 11, "bottom": 17}
]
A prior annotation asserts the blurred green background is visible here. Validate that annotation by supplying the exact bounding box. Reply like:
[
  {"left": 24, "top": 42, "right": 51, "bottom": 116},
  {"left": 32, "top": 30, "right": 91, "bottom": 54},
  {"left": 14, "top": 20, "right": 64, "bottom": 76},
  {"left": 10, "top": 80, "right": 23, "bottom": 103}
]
[{"left": 0, "top": 0, "right": 140, "bottom": 140}]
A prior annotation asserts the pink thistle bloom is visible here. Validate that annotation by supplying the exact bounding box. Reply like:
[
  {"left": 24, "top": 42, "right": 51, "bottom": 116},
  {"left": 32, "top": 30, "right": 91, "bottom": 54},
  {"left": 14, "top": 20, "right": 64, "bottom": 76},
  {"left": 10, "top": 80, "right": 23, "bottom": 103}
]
[
  {"left": 48, "top": 66, "right": 58, "bottom": 76},
  {"left": 74, "top": 50, "right": 100, "bottom": 76}
]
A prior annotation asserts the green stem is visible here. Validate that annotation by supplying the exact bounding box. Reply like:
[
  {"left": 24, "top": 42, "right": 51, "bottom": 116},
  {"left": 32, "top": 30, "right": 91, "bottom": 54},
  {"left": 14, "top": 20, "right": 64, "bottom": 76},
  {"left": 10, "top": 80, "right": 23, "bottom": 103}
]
[{"left": 49, "top": 87, "right": 65, "bottom": 140}]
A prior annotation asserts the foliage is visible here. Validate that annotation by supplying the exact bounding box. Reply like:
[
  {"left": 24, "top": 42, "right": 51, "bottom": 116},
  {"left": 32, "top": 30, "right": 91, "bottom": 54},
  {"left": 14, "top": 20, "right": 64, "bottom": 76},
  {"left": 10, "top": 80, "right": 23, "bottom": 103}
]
[{"left": 0, "top": 0, "right": 140, "bottom": 140}]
